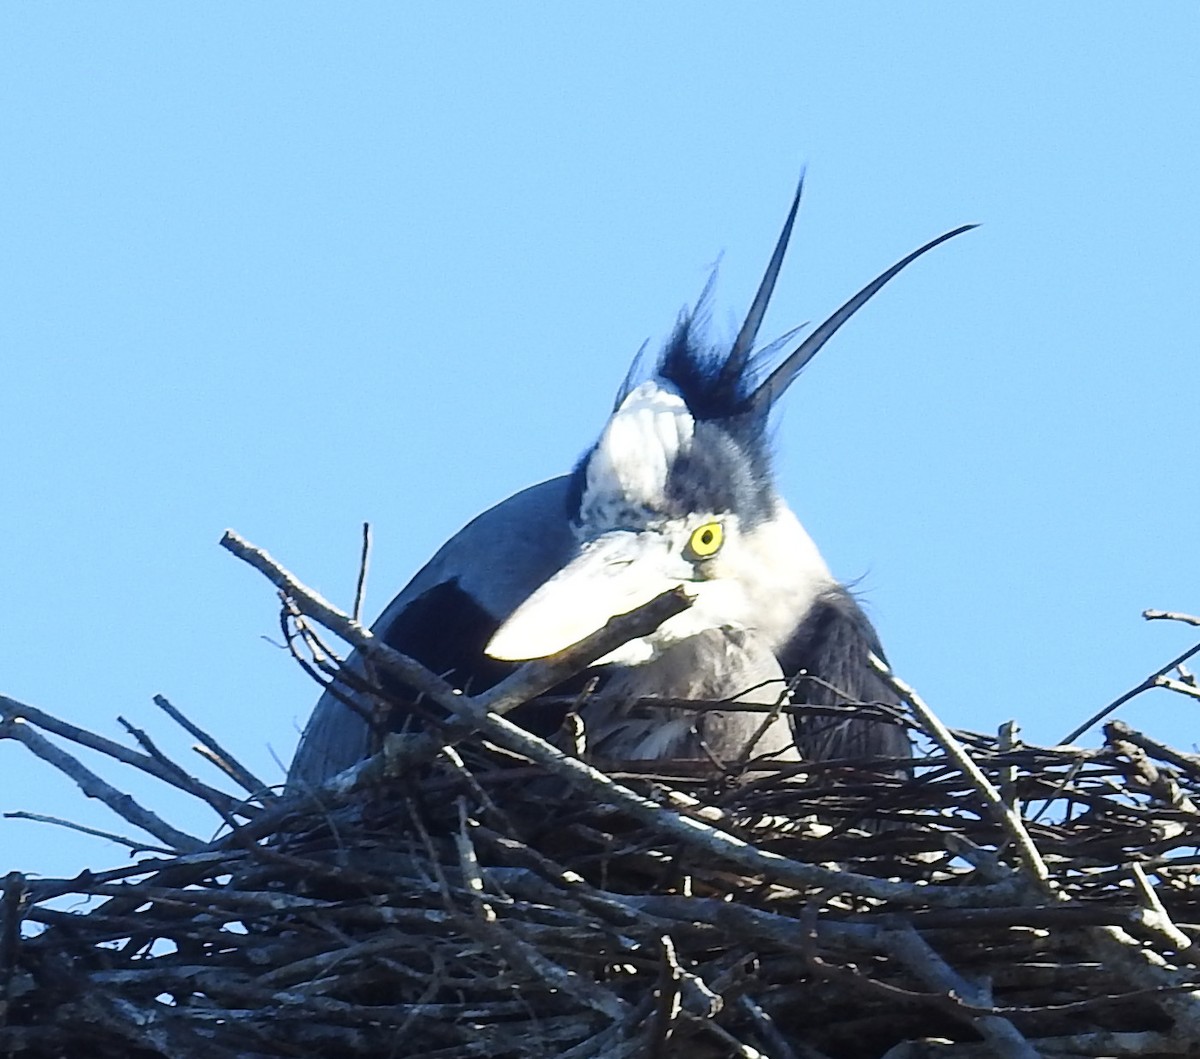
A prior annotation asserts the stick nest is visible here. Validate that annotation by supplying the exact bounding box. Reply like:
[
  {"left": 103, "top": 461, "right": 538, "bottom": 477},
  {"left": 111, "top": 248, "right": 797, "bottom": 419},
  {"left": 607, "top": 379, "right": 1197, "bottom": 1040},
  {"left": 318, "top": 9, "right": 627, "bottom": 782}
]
[{"left": 2, "top": 539, "right": 1199, "bottom": 1058}]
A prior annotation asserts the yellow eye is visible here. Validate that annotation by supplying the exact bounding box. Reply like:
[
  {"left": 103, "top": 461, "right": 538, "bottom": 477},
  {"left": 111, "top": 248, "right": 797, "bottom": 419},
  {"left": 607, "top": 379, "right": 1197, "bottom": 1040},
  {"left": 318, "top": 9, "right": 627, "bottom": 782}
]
[{"left": 687, "top": 521, "right": 724, "bottom": 559}]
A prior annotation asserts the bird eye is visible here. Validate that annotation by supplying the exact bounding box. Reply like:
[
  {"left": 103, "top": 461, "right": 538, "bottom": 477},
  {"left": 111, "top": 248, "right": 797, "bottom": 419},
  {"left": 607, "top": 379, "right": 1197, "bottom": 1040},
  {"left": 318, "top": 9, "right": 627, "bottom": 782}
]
[{"left": 687, "top": 521, "right": 724, "bottom": 560}]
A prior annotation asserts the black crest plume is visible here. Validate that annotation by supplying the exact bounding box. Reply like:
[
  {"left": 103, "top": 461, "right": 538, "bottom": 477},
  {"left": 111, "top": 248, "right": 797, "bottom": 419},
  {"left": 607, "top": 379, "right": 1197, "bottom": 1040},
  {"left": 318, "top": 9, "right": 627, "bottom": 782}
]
[
  {"left": 650, "top": 181, "right": 975, "bottom": 427},
  {"left": 749, "top": 222, "right": 978, "bottom": 412},
  {"left": 720, "top": 173, "right": 806, "bottom": 395}
]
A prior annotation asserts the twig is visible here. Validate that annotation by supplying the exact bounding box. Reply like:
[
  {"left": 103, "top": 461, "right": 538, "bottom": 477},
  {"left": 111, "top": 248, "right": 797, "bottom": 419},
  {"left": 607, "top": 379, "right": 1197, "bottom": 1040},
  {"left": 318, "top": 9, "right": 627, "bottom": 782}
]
[
  {"left": 1144, "top": 609, "right": 1200, "bottom": 627},
  {"left": 455, "top": 798, "right": 496, "bottom": 924},
  {"left": 116, "top": 715, "right": 258, "bottom": 822},
  {"left": 1061, "top": 637, "right": 1200, "bottom": 745},
  {"left": 1105, "top": 722, "right": 1200, "bottom": 815},
  {"left": 870, "top": 656, "right": 1052, "bottom": 888},
  {"left": 0, "top": 719, "right": 202, "bottom": 851},
  {"left": 739, "top": 678, "right": 792, "bottom": 765},
  {"left": 2, "top": 812, "right": 177, "bottom": 855},
  {"left": 739, "top": 994, "right": 803, "bottom": 1059},
  {"left": 680, "top": 1014, "right": 766, "bottom": 1059},
  {"left": 152, "top": 694, "right": 276, "bottom": 799},
  {"left": 997, "top": 720, "right": 1020, "bottom": 813},
  {"left": 280, "top": 597, "right": 380, "bottom": 733},
  {"left": 646, "top": 934, "right": 684, "bottom": 1058},
  {"left": 353, "top": 520, "right": 371, "bottom": 623},
  {"left": 220, "top": 527, "right": 691, "bottom": 721},
  {"left": 1105, "top": 719, "right": 1200, "bottom": 780},
  {"left": 1127, "top": 862, "right": 1194, "bottom": 955},
  {"left": 1086, "top": 922, "right": 1200, "bottom": 1035},
  {"left": 884, "top": 927, "right": 1040, "bottom": 1059},
  {"left": 473, "top": 913, "right": 631, "bottom": 1021},
  {"left": 0, "top": 693, "right": 239, "bottom": 806},
  {"left": 1157, "top": 675, "right": 1200, "bottom": 702}
]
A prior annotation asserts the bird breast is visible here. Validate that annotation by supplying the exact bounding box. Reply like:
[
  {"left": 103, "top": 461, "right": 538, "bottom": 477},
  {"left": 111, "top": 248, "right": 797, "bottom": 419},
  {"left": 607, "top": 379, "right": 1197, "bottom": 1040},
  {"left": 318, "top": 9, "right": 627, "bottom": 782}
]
[{"left": 580, "top": 628, "right": 796, "bottom": 764}]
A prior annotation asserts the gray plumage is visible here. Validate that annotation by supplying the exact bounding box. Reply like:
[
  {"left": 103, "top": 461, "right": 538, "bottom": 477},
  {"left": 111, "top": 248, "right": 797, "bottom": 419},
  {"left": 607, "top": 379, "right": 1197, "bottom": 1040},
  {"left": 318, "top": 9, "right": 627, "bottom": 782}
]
[
  {"left": 582, "top": 629, "right": 795, "bottom": 765},
  {"left": 289, "top": 184, "right": 972, "bottom": 790}
]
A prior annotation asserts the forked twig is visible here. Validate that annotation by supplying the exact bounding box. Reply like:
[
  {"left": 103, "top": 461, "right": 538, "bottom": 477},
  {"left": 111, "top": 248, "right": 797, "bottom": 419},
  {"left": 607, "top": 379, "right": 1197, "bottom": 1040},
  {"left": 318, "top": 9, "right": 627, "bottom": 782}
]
[{"left": 152, "top": 694, "right": 275, "bottom": 800}]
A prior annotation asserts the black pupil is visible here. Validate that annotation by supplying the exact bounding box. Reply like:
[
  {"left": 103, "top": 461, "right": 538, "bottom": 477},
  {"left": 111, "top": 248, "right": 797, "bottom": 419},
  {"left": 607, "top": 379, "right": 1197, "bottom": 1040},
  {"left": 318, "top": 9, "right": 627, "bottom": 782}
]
[{"left": 701, "top": 529, "right": 713, "bottom": 545}]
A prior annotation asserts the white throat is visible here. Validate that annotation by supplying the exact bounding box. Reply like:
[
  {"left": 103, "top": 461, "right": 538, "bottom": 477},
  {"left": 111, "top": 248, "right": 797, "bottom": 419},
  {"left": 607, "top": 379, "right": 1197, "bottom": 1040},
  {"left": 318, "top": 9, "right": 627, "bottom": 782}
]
[{"left": 720, "top": 500, "right": 835, "bottom": 651}]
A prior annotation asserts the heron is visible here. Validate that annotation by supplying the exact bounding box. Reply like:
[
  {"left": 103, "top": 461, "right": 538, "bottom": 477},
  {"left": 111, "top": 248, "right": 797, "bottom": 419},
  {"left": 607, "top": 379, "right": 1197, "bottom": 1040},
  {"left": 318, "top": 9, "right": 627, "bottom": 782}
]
[{"left": 288, "top": 183, "right": 972, "bottom": 788}]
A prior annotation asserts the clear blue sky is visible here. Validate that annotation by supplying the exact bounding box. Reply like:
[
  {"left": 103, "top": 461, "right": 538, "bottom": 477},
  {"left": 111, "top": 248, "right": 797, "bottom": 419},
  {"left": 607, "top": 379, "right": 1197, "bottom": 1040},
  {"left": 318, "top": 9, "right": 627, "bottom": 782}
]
[{"left": 2, "top": 6, "right": 1197, "bottom": 880}]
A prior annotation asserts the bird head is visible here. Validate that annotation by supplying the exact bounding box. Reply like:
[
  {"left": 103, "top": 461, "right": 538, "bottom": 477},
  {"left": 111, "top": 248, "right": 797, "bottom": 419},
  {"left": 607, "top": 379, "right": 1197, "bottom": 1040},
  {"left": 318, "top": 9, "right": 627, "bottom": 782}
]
[{"left": 485, "top": 181, "right": 974, "bottom": 668}]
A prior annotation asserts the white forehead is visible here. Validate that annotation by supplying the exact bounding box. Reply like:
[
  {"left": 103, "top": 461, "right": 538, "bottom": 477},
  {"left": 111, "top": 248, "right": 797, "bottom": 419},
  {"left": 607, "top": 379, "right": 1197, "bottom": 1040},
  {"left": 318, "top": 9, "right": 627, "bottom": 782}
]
[{"left": 579, "top": 380, "right": 695, "bottom": 528}]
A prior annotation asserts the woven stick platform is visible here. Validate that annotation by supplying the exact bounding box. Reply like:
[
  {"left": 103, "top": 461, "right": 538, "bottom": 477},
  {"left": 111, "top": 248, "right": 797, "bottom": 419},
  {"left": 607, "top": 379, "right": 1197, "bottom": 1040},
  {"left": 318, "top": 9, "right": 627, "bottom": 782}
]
[{"left": 2, "top": 535, "right": 1198, "bottom": 1058}]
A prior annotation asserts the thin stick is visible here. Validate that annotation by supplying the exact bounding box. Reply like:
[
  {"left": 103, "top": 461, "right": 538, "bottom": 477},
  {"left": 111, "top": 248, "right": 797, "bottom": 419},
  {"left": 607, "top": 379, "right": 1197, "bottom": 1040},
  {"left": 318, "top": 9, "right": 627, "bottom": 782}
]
[
  {"left": 1128, "top": 862, "right": 1194, "bottom": 955},
  {"left": 884, "top": 926, "right": 1040, "bottom": 1059},
  {"left": 353, "top": 521, "right": 371, "bottom": 623},
  {"left": 1, "top": 694, "right": 227, "bottom": 800},
  {"left": 116, "top": 716, "right": 256, "bottom": 821},
  {"left": 2, "top": 812, "right": 178, "bottom": 855},
  {"left": 1105, "top": 719, "right": 1200, "bottom": 779},
  {"left": 223, "top": 526, "right": 693, "bottom": 723},
  {"left": 1144, "top": 609, "right": 1200, "bottom": 627},
  {"left": 223, "top": 527, "right": 616, "bottom": 711},
  {"left": 0, "top": 720, "right": 202, "bottom": 852},
  {"left": 870, "top": 656, "right": 1052, "bottom": 888},
  {"left": 1060, "top": 638, "right": 1200, "bottom": 746},
  {"left": 1157, "top": 676, "right": 1200, "bottom": 702},
  {"left": 152, "top": 694, "right": 276, "bottom": 799}
]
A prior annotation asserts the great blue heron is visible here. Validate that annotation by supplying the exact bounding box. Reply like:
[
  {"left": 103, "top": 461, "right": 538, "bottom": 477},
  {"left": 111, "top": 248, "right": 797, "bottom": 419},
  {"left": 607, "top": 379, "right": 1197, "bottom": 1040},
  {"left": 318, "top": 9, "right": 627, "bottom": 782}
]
[{"left": 289, "top": 183, "right": 972, "bottom": 788}]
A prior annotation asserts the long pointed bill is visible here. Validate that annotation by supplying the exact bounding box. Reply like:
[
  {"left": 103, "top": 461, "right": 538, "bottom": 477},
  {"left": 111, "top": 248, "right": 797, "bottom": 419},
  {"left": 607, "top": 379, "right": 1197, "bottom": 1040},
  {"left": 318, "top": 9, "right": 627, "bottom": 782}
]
[{"left": 484, "top": 532, "right": 687, "bottom": 663}]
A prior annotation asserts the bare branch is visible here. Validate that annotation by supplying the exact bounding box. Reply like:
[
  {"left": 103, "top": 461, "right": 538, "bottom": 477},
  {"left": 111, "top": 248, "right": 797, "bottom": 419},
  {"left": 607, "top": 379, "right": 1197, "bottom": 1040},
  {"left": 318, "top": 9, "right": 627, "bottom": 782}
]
[
  {"left": 884, "top": 927, "right": 1039, "bottom": 1059},
  {"left": 1060, "top": 637, "right": 1200, "bottom": 745},
  {"left": 353, "top": 520, "right": 371, "bottom": 623},
  {"left": 1, "top": 718, "right": 202, "bottom": 851},
  {"left": 1144, "top": 609, "right": 1200, "bottom": 627},
  {"left": 870, "top": 656, "right": 1052, "bottom": 888},
  {"left": 152, "top": 694, "right": 275, "bottom": 799},
  {"left": 1156, "top": 675, "right": 1200, "bottom": 701},
  {"left": 2, "top": 812, "right": 177, "bottom": 855}
]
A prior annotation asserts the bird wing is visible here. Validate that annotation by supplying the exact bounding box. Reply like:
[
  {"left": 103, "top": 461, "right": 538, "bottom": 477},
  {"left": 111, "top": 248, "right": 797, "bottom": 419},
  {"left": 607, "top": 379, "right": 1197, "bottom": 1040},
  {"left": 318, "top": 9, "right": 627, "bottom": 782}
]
[
  {"left": 287, "top": 476, "right": 577, "bottom": 789},
  {"left": 776, "top": 588, "right": 911, "bottom": 765}
]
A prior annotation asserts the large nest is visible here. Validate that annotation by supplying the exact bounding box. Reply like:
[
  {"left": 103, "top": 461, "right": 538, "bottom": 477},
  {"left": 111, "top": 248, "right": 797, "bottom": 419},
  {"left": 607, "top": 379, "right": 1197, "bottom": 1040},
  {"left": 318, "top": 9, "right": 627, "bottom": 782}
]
[{"left": 2, "top": 533, "right": 1199, "bottom": 1058}]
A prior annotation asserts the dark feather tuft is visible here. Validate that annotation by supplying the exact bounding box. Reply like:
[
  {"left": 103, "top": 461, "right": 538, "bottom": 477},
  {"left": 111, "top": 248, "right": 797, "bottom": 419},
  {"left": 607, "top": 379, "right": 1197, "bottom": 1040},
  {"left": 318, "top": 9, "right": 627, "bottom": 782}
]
[
  {"left": 657, "top": 315, "right": 764, "bottom": 424},
  {"left": 568, "top": 312, "right": 780, "bottom": 526},
  {"left": 656, "top": 316, "right": 776, "bottom": 521}
]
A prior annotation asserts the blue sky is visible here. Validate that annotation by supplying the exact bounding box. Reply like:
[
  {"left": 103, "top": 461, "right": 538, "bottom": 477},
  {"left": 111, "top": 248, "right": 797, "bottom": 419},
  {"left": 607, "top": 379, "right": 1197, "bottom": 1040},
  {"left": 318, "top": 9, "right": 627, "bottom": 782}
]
[{"left": 2, "top": 6, "right": 1197, "bottom": 880}]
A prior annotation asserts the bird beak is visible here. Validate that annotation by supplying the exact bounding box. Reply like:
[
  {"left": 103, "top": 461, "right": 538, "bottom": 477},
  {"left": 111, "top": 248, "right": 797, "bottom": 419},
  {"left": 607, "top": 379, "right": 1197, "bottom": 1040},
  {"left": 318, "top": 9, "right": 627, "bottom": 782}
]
[{"left": 485, "top": 531, "right": 686, "bottom": 663}]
